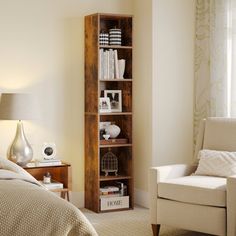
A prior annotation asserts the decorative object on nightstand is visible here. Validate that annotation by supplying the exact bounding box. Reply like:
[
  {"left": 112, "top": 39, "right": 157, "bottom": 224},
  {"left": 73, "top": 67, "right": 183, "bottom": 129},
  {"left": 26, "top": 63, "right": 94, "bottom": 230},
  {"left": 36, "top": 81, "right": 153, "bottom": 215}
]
[
  {"left": 43, "top": 172, "right": 51, "bottom": 184},
  {"left": 42, "top": 142, "right": 57, "bottom": 160},
  {"left": 26, "top": 142, "right": 61, "bottom": 167},
  {"left": 0, "top": 93, "right": 34, "bottom": 167},
  {"left": 101, "top": 149, "right": 118, "bottom": 176}
]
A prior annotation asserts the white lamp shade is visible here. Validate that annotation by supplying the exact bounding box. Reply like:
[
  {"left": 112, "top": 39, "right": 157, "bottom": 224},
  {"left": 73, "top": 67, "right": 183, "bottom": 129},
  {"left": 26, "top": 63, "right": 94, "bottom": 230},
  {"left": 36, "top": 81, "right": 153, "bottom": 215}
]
[{"left": 0, "top": 93, "right": 34, "bottom": 120}]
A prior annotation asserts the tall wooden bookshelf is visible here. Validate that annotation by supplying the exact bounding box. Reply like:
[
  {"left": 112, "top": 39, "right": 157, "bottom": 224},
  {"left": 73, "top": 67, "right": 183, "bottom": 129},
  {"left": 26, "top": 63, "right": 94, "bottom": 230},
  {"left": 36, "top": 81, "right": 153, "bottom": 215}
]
[{"left": 85, "top": 13, "right": 133, "bottom": 213}]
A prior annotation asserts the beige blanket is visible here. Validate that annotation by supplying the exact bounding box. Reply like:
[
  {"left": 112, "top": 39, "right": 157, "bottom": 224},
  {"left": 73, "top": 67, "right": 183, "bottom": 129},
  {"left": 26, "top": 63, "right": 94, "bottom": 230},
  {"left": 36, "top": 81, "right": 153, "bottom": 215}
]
[{"left": 0, "top": 158, "right": 98, "bottom": 236}]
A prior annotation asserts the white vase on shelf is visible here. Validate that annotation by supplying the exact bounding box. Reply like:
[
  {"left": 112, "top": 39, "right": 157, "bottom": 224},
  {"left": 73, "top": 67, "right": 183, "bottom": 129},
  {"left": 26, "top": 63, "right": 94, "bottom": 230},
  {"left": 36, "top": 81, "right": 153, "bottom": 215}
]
[
  {"left": 105, "top": 124, "right": 121, "bottom": 138},
  {"left": 118, "top": 59, "right": 126, "bottom": 79}
]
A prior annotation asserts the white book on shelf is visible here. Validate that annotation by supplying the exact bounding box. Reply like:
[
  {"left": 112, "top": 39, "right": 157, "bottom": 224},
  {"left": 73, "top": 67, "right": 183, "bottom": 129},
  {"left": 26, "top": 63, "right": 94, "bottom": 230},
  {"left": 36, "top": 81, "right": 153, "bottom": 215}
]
[
  {"left": 99, "top": 49, "right": 103, "bottom": 79},
  {"left": 100, "top": 193, "right": 121, "bottom": 198},
  {"left": 114, "top": 50, "right": 119, "bottom": 79},
  {"left": 110, "top": 49, "right": 115, "bottom": 79},
  {"left": 106, "top": 50, "right": 110, "bottom": 79},
  {"left": 104, "top": 50, "right": 108, "bottom": 79},
  {"left": 100, "top": 186, "right": 120, "bottom": 193},
  {"left": 108, "top": 49, "right": 112, "bottom": 79},
  {"left": 102, "top": 49, "right": 105, "bottom": 79}
]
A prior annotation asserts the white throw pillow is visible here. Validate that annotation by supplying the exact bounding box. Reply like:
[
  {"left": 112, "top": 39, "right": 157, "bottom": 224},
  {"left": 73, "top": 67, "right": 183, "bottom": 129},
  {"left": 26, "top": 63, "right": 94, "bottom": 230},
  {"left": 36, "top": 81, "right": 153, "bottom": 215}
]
[{"left": 195, "top": 149, "right": 236, "bottom": 177}]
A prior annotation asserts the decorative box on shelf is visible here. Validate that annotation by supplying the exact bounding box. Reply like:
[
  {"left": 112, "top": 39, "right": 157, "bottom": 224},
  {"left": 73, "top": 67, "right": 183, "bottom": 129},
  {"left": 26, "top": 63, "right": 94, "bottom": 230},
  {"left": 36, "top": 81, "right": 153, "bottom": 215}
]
[
  {"left": 100, "top": 196, "right": 129, "bottom": 211},
  {"left": 100, "top": 138, "right": 128, "bottom": 145}
]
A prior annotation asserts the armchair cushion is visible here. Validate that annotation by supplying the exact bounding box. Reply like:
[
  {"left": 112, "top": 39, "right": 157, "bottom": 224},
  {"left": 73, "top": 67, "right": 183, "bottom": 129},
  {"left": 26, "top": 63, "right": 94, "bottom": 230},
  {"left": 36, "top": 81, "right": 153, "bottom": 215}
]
[
  {"left": 195, "top": 149, "right": 236, "bottom": 177},
  {"left": 158, "top": 175, "right": 226, "bottom": 207},
  {"left": 203, "top": 117, "right": 236, "bottom": 151}
]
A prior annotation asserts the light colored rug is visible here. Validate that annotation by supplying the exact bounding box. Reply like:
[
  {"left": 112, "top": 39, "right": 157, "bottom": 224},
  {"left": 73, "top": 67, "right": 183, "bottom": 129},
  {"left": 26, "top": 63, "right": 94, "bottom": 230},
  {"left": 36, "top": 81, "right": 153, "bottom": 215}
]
[{"left": 81, "top": 206, "right": 211, "bottom": 236}]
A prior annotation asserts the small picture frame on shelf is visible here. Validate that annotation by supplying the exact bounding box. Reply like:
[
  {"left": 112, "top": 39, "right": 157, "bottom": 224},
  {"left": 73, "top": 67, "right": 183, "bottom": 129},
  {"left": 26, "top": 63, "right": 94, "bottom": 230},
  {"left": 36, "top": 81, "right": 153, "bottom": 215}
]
[
  {"left": 99, "top": 97, "right": 111, "bottom": 113},
  {"left": 104, "top": 90, "right": 122, "bottom": 112},
  {"left": 99, "top": 121, "right": 112, "bottom": 130},
  {"left": 99, "top": 121, "right": 111, "bottom": 140}
]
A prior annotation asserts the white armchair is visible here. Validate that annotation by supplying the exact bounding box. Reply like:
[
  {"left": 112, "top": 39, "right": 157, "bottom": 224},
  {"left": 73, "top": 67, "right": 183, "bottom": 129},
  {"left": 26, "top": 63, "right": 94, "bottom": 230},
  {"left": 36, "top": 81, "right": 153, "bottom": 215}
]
[{"left": 149, "top": 118, "right": 236, "bottom": 236}]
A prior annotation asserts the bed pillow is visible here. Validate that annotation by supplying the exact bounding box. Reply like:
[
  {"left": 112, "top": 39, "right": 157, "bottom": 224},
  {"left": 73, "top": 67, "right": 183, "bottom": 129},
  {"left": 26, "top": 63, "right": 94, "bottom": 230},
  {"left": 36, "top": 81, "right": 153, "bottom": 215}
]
[{"left": 195, "top": 149, "right": 236, "bottom": 177}]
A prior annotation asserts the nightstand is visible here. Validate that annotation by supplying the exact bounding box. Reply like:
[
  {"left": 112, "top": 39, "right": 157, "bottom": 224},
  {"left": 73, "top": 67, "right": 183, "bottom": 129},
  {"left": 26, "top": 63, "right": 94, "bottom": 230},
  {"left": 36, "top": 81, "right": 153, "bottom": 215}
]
[{"left": 23, "top": 162, "right": 71, "bottom": 201}]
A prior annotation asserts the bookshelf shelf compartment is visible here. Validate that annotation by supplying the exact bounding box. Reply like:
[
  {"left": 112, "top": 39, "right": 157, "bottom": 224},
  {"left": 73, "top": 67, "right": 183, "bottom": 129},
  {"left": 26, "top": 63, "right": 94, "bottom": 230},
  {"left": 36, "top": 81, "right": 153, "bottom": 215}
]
[
  {"left": 99, "top": 48, "right": 132, "bottom": 79},
  {"left": 85, "top": 13, "right": 133, "bottom": 213}
]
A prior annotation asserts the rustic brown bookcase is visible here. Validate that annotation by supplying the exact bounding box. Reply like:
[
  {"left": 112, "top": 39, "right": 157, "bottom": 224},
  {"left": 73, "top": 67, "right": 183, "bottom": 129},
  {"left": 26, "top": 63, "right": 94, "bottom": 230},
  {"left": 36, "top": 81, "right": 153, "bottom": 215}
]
[{"left": 85, "top": 13, "right": 133, "bottom": 213}]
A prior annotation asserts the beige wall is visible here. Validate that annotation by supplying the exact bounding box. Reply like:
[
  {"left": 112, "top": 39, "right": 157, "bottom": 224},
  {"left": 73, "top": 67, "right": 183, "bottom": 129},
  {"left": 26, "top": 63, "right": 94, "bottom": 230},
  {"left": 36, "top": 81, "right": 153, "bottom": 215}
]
[
  {"left": 0, "top": 0, "right": 195, "bottom": 208},
  {"left": 133, "top": 0, "right": 153, "bottom": 206},
  {"left": 153, "top": 0, "right": 195, "bottom": 166},
  {"left": 0, "top": 0, "right": 133, "bottom": 207},
  {"left": 133, "top": 0, "right": 195, "bottom": 207}
]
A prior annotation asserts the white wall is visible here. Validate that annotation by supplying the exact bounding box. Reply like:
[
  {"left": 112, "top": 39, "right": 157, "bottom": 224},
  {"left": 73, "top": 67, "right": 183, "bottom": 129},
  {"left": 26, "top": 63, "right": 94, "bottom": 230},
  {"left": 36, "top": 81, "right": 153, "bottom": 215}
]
[
  {"left": 133, "top": 0, "right": 195, "bottom": 207},
  {"left": 0, "top": 0, "right": 133, "bottom": 207},
  {"left": 133, "top": 0, "right": 153, "bottom": 207},
  {"left": 152, "top": 0, "right": 195, "bottom": 166},
  {"left": 0, "top": 0, "right": 195, "bottom": 209}
]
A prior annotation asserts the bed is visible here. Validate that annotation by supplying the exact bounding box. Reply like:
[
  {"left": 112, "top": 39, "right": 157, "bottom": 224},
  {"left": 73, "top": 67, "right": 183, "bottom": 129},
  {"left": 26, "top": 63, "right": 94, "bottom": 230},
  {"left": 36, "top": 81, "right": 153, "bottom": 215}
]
[{"left": 0, "top": 157, "right": 98, "bottom": 236}]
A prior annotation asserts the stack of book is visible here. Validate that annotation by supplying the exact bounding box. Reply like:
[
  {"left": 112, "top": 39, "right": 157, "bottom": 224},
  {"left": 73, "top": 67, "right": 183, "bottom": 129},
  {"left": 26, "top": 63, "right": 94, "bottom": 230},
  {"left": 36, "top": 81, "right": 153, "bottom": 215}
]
[
  {"left": 100, "top": 186, "right": 121, "bottom": 198},
  {"left": 26, "top": 159, "right": 62, "bottom": 167},
  {"left": 39, "top": 180, "right": 63, "bottom": 190},
  {"left": 100, "top": 183, "right": 127, "bottom": 199},
  {"left": 99, "top": 49, "right": 120, "bottom": 80}
]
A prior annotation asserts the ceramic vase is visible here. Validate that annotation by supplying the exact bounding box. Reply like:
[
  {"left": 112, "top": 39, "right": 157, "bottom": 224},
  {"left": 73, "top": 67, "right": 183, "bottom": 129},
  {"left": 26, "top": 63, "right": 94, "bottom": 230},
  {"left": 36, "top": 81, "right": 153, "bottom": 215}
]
[
  {"left": 105, "top": 124, "right": 121, "bottom": 138},
  {"left": 118, "top": 59, "right": 126, "bottom": 79},
  {"left": 8, "top": 121, "right": 33, "bottom": 167}
]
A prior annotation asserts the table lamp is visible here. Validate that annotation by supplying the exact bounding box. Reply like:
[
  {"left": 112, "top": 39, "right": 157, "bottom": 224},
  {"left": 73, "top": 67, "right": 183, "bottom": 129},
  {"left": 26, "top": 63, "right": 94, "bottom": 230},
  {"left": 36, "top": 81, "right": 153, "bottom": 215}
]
[{"left": 0, "top": 93, "right": 33, "bottom": 166}]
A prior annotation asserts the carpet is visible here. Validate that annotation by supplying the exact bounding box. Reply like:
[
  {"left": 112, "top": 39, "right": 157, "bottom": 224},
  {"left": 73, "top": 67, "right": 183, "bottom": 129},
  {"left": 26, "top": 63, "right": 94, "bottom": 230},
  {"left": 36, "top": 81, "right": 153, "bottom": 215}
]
[{"left": 81, "top": 206, "right": 211, "bottom": 236}]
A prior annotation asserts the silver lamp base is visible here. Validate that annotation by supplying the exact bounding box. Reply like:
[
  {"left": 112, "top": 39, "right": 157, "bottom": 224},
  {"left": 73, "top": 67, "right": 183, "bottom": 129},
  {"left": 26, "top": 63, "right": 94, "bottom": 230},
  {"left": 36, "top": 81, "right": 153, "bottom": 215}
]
[{"left": 8, "top": 121, "right": 33, "bottom": 167}]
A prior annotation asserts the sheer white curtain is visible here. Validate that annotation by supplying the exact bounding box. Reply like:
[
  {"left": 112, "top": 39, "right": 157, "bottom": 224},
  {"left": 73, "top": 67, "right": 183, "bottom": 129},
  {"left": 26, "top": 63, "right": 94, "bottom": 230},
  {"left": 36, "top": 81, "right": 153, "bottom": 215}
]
[{"left": 194, "top": 0, "right": 235, "bottom": 143}]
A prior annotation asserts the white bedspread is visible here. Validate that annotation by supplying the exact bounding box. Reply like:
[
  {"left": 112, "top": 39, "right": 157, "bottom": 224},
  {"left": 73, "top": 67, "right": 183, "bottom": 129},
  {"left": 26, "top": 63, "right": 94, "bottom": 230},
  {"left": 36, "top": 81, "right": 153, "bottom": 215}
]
[{"left": 0, "top": 158, "right": 98, "bottom": 236}]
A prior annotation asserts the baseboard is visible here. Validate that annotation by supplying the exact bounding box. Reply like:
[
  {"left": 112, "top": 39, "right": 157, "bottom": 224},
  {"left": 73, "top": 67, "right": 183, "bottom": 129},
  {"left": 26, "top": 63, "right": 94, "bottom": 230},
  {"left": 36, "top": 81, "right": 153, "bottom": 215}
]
[
  {"left": 134, "top": 188, "right": 149, "bottom": 208},
  {"left": 70, "top": 191, "right": 84, "bottom": 208}
]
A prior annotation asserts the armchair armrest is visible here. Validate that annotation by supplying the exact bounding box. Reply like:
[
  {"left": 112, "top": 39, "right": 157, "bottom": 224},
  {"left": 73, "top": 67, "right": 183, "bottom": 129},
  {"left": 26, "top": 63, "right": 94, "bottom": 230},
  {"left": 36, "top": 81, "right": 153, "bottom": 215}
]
[
  {"left": 227, "top": 175, "right": 236, "bottom": 236},
  {"left": 150, "top": 164, "right": 197, "bottom": 183},
  {"left": 149, "top": 164, "right": 197, "bottom": 224}
]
